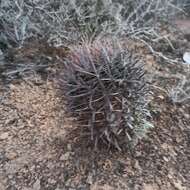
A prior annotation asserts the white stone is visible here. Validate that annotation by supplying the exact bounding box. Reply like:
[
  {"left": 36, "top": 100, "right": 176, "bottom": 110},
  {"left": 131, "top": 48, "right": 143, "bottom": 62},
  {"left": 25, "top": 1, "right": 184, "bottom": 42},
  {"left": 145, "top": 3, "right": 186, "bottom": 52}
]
[{"left": 183, "top": 52, "right": 190, "bottom": 64}]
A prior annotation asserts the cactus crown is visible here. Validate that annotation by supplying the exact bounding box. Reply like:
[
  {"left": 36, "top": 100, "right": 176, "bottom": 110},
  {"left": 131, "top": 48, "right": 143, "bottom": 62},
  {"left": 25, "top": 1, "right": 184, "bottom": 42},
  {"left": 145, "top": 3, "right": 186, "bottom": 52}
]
[{"left": 60, "top": 40, "right": 153, "bottom": 150}]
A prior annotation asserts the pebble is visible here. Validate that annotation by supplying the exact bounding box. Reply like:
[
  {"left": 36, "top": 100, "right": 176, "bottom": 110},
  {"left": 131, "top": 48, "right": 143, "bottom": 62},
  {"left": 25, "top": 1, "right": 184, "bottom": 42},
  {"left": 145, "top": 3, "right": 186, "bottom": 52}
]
[
  {"left": 135, "top": 151, "right": 142, "bottom": 157},
  {"left": 134, "top": 160, "right": 141, "bottom": 170},
  {"left": 0, "top": 132, "right": 9, "bottom": 140},
  {"left": 33, "top": 179, "right": 41, "bottom": 190},
  {"left": 67, "top": 144, "right": 72, "bottom": 151},
  {"left": 163, "top": 156, "right": 169, "bottom": 162},
  {"left": 6, "top": 152, "right": 18, "bottom": 160},
  {"left": 184, "top": 113, "right": 190, "bottom": 120},
  {"left": 183, "top": 52, "right": 190, "bottom": 64},
  {"left": 60, "top": 152, "right": 71, "bottom": 161},
  {"left": 48, "top": 178, "right": 56, "bottom": 184},
  {"left": 158, "top": 95, "right": 165, "bottom": 100}
]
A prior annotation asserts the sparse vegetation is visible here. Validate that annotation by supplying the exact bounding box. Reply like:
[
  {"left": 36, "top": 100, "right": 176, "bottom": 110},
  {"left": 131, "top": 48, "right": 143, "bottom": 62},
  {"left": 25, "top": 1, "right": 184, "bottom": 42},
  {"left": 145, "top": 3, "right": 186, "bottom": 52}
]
[
  {"left": 0, "top": 0, "right": 186, "bottom": 47},
  {"left": 0, "top": 0, "right": 190, "bottom": 189}
]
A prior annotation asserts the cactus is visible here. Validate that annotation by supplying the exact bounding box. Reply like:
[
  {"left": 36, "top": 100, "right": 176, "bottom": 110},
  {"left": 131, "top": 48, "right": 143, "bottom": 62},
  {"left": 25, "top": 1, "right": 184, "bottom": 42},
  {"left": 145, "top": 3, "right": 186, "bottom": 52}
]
[{"left": 59, "top": 40, "right": 153, "bottom": 150}]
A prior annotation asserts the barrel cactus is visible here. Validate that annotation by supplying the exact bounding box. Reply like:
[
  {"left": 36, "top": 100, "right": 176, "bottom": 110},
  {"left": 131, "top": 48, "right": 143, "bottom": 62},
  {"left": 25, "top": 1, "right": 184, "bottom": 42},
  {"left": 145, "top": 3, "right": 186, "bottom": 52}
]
[{"left": 59, "top": 40, "right": 153, "bottom": 150}]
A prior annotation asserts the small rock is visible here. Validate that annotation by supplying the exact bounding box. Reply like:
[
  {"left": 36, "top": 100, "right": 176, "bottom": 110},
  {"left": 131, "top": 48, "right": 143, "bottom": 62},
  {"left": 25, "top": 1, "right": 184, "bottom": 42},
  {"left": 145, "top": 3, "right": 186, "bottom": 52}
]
[
  {"left": 135, "top": 151, "right": 142, "bottom": 157},
  {"left": 60, "top": 152, "right": 71, "bottom": 161},
  {"left": 48, "top": 178, "right": 56, "bottom": 184},
  {"left": 168, "top": 174, "right": 173, "bottom": 179},
  {"left": 176, "top": 136, "right": 181, "bottom": 143},
  {"left": 0, "top": 132, "right": 9, "bottom": 140},
  {"left": 183, "top": 52, "right": 190, "bottom": 64},
  {"left": 134, "top": 160, "right": 141, "bottom": 170},
  {"left": 184, "top": 113, "right": 190, "bottom": 120},
  {"left": 33, "top": 179, "right": 41, "bottom": 190},
  {"left": 163, "top": 156, "right": 169, "bottom": 162},
  {"left": 67, "top": 144, "right": 72, "bottom": 151},
  {"left": 158, "top": 95, "right": 165, "bottom": 100},
  {"left": 6, "top": 152, "right": 18, "bottom": 160},
  {"left": 8, "top": 175, "right": 13, "bottom": 179}
]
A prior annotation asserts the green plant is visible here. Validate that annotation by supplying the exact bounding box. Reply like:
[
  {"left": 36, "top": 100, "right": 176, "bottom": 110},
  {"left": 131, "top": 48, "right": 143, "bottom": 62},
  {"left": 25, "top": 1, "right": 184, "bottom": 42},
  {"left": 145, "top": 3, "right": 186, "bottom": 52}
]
[{"left": 59, "top": 40, "right": 153, "bottom": 150}]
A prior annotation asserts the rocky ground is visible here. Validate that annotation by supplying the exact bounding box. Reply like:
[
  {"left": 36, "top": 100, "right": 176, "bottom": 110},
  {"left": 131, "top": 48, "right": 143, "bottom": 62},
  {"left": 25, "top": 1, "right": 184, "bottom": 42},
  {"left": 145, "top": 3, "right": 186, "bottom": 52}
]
[{"left": 0, "top": 20, "right": 190, "bottom": 190}]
